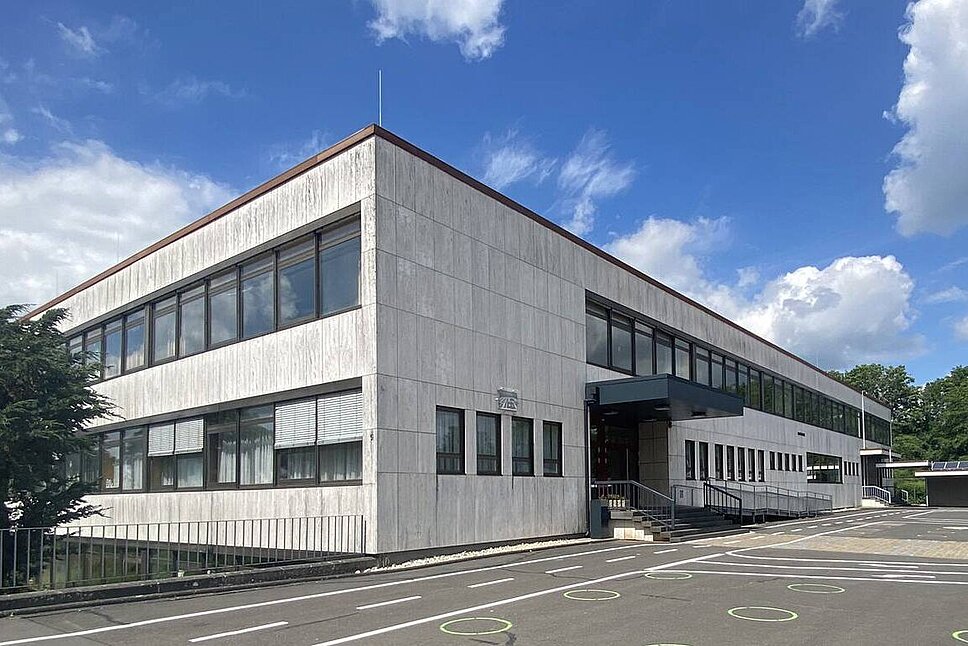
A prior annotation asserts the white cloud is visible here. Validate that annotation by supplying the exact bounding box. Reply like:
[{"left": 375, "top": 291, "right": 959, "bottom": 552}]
[
  {"left": 0, "top": 140, "right": 235, "bottom": 308},
  {"left": 32, "top": 105, "right": 73, "bottom": 134},
  {"left": 736, "top": 266, "right": 760, "bottom": 289},
  {"left": 152, "top": 76, "right": 245, "bottom": 107},
  {"left": 267, "top": 130, "right": 330, "bottom": 170},
  {"left": 558, "top": 129, "right": 635, "bottom": 237},
  {"left": 2, "top": 128, "right": 21, "bottom": 144},
  {"left": 75, "top": 77, "right": 114, "bottom": 94},
  {"left": 481, "top": 130, "right": 555, "bottom": 190},
  {"left": 605, "top": 217, "right": 923, "bottom": 369},
  {"left": 56, "top": 23, "right": 102, "bottom": 57},
  {"left": 368, "top": 0, "right": 507, "bottom": 61},
  {"left": 924, "top": 286, "right": 968, "bottom": 304},
  {"left": 955, "top": 316, "right": 968, "bottom": 341},
  {"left": 884, "top": 0, "right": 968, "bottom": 236},
  {"left": 795, "top": 0, "right": 843, "bottom": 38}
]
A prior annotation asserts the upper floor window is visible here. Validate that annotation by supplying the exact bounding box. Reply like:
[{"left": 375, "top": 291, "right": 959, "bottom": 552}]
[
  {"left": 103, "top": 319, "right": 122, "bottom": 379},
  {"left": 655, "top": 332, "right": 673, "bottom": 375},
  {"left": 241, "top": 255, "right": 275, "bottom": 339},
  {"left": 179, "top": 285, "right": 206, "bottom": 357},
  {"left": 320, "top": 219, "right": 362, "bottom": 315},
  {"left": 635, "top": 322, "right": 654, "bottom": 376},
  {"left": 278, "top": 237, "right": 316, "bottom": 326},
  {"left": 208, "top": 270, "right": 239, "bottom": 347},
  {"left": 152, "top": 296, "right": 177, "bottom": 363},
  {"left": 710, "top": 352, "right": 724, "bottom": 390},
  {"left": 123, "top": 309, "right": 146, "bottom": 371},
  {"left": 585, "top": 303, "right": 608, "bottom": 367},
  {"left": 694, "top": 347, "right": 711, "bottom": 386},
  {"left": 610, "top": 313, "right": 633, "bottom": 372},
  {"left": 674, "top": 339, "right": 691, "bottom": 380}
]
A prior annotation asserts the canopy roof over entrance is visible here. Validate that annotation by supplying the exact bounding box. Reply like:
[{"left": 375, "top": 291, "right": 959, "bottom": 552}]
[{"left": 585, "top": 374, "right": 744, "bottom": 425}]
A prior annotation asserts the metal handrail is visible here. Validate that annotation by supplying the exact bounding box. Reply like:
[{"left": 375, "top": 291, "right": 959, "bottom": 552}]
[
  {"left": 593, "top": 480, "right": 677, "bottom": 530},
  {"left": 703, "top": 482, "right": 743, "bottom": 522},
  {"left": 863, "top": 485, "right": 893, "bottom": 505},
  {"left": 717, "top": 480, "right": 832, "bottom": 519},
  {"left": 1, "top": 514, "right": 366, "bottom": 594}
]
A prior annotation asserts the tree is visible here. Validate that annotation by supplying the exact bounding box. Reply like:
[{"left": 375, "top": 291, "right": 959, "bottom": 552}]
[
  {"left": 923, "top": 366, "right": 968, "bottom": 461},
  {"left": 828, "top": 363, "right": 920, "bottom": 436},
  {"left": 1, "top": 305, "right": 113, "bottom": 587}
]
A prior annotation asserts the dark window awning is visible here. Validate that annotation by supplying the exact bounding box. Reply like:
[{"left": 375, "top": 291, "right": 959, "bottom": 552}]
[{"left": 585, "top": 374, "right": 744, "bottom": 424}]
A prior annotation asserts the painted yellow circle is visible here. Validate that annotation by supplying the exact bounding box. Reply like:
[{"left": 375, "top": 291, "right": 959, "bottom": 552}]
[
  {"left": 727, "top": 606, "right": 799, "bottom": 623},
  {"left": 787, "top": 583, "right": 846, "bottom": 594},
  {"left": 563, "top": 588, "right": 622, "bottom": 601},
  {"left": 439, "top": 617, "right": 513, "bottom": 636},
  {"left": 644, "top": 571, "right": 693, "bottom": 580},
  {"left": 953, "top": 630, "right": 968, "bottom": 643}
]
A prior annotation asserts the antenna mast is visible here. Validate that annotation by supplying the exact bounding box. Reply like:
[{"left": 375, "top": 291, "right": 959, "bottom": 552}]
[{"left": 378, "top": 69, "right": 383, "bottom": 127}]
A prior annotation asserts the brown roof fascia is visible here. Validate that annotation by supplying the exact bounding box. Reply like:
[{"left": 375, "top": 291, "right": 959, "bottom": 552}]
[{"left": 23, "top": 122, "right": 888, "bottom": 411}]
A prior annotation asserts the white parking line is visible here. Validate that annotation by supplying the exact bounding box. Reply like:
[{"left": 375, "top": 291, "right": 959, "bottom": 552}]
[
  {"left": 545, "top": 565, "right": 583, "bottom": 574},
  {"left": 668, "top": 570, "right": 968, "bottom": 586},
  {"left": 467, "top": 577, "right": 514, "bottom": 589},
  {"left": 605, "top": 555, "right": 637, "bottom": 563},
  {"left": 189, "top": 622, "right": 288, "bottom": 643},
  {"left": 790, "top": 529, "right": 803, "bottom": 533},
  {"left": 654, "top": 549, "right": 678, "bottom": 554},
  {"left": 356, "top": 596, "right": 422, "bottom": 610}
]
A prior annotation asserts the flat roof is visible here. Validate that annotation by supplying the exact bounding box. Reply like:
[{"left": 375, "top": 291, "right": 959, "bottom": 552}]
[
  {"left": 24, "top": 124, "right": 890, "bottom": 410},
  {"left": 916, "top": 470, "right": 968, "bottom": 478}
]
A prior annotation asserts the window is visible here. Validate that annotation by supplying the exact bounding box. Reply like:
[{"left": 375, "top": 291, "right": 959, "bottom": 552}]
[
  {"left": 81, "top": 436, "right": 101, "bottom": 486},
  {"left": 737, "top": 447, "right": 746, "bottom": 481},
  {"left": 174, "top": 419, "right": 204, "bottom": 488},
  {"left": 725, "top": 359, "right": 738, "bottom": 394},
  {"left": 240, "top": 405, "right": 274, "bottom": 485},
  {"left": 69, "top": 335, "right": 84, "bottom": 361},
  {"left": 749, "top": 370, "right": 761, "bottom": 410},
  {"left": 278, "top": 237, "right": 317, "bottom": 326},
  {"left": 542, "top": 422, "right": 562, "bottom": 476},
  {"left": 737, "top": 364, "right": 749, "bottom": 403},
  {"left": 103, "top": 319, "right": 122, "bottom": 379},
  {"left": 784, "top": 453, "right": 790, "bottom": 471},
  {"left": 674, "top": 339, "right": 691, "bottom": 379},
  {"left": 795, "top": 388, "right": 806, "bottom": 423},
  {"left": 317, "top": 390, "right": 364, "bottom": 482},
  {"left": 710, "top": 353, "right": 724, "bottom": 390},
  {"left": 806, "top": 452, "right": 842, "bottom": 484},
  {"left": 123, "top": 309, "right": 146, "bottom": 371},
  {"left": 208, "top": 269, "right": 239, "bottom": 347},
  {"left": 698, "top": 442, "right": 709, "bottom": 481},
  {"left": 585, "top": 303, "right": 608, "bottom": 367},
  {"left": 685, "top": 439, "right": 696, "bottom": 480},
  {"left": 436, "top": 407, "right": 464, "bottom": 474},
  {"left": 101, "top": 431, "right": 120, "bottom": 490},
  {"left": 121, "top": 428, "right": 146, "bottom": 491},
  {"left": 84, "top": 328, "right": 103, "bottom": 378},
  {"left": 319, "top": 219, "right": 361, "bottom": 315},
  {"left": 655, "top": 332, "right": 673, "bottom": 375},
  {"left": 714, "top": 444, "right": 724, "bottom": 480},
  {"left": 152, "top": 296, "right": 177, "bottom": 362},
  {"left": 694, "top": 347, "right": 711, "bottom": 386},
  {"left": 179, "top": 285, "right": 206, "bottom": 357},
  {"left": 207, "top": 411, "right": 238, "bottom": 488},
  {"left": 798, "top": 455, "right": 804, "bottom": 472},
  {"left": 476, "top": 413, "right": 501, "bottom": 475},
  {"left": 148, "top": 422, "right": 175, "bottom": 490},
  {"left": 757, "top": 450, "right": 765, "bottom": 482},
  {"left": 275, "top": 399, "right": 317, "bottom": 485},
  {"left": 634, "top": 322, "right": 654, "bottom": 376},
  {"left": 241, "top": 255, "right": 275, "bottom": 338},
  {"left": 610, "top": 313, "right": 633, "bottom": 372},
  {"left": 727, "top": 446, "right": 735, "bottom": 480},
  {"left": 770, "top": 451, "right": 776, "bottom": 470},
  {"left": 747, "top": 448, "right": 755, "bottom": 481},
  {"left": 762, "top": 374, "right": 775, "bottom": 414},
  {"left": 784, "top": 382, "right": 794, "bottom": 419},
  {"left": 512, "top": 417, "right": 534, "bottom": 476}
]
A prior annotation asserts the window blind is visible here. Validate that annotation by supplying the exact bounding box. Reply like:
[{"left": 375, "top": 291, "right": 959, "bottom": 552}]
[
  {"left": 274, "top": 399, "right": 317, "bottom": 448},
  {"left": 317, "top": 390, "right": 363, "bottom": 445},
  {"left": 174, "top": 418, "right": 204, "bottom": 454},
  {"left": 147, "top": 423, "right": 175, "bottom": 457}
]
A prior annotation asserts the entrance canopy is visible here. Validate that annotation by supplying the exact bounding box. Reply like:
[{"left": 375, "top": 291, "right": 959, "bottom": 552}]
[{"left": 585, "top": 374, "right": 744, "bottom": 425}]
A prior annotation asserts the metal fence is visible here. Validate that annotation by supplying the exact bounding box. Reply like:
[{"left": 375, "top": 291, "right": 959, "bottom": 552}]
[
  {"left": 716, "top": 481, "right": 832, "bottom": 522},
  {"left": 0, "top": 515, "right": 366, "bottom": 594}
]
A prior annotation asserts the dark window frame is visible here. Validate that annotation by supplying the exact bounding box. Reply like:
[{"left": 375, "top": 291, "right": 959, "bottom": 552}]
[
  {"left": 436, "top": 407, "right": 465, "bottom": 475},
  {"left": 542, "top": 421, "right": 563, "bottom": 477},
  {"left": 511, "top": 417, "right": 535, "bottom": 476},
  {"left": 476, "top": 412, "right": 502, "bottom": 476}
]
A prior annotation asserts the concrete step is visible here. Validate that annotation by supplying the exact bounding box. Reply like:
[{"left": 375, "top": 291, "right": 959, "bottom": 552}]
[{"left": 662, "top": 527, "right": 749, "bottom": 543}]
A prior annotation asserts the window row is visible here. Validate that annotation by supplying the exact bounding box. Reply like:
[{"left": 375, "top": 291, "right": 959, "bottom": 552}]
[
  {"left": 436, "top": 408, "right": 563, "bottom": 477},
  {"left": 69, "top": 216, "right": 362, "bottom": 382},
  {"left": 806, "top": 452, "right": 843, "bottom": 484},
  {"left": 63, "top": 390, "right": 364, "bottom": 492},
  {"left": 685, "top": 440, "right": 766, "bottom": 483},
  {"left": 586, "top": 300, "right": 887, "bottom": 439},
  {"left": 769, "top": 450, "right": 804, "bottom": 473},
  {"left": 844, "top": 461, "right": 860, "bottom": 477}
]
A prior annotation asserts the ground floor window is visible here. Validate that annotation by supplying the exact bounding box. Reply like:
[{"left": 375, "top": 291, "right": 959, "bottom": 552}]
[
  {"left": 436, "top": 407, "right": 464, "bottom": 474},
  {"left": 727, "top": 446, "right": 735, "bottom": 480},
  {"left": 512, "top": 417, "right": 534, "bottom": 476},
  {"left": 542, "top": 422, "right": 562, "bottom": 476},
  {"left": 806, "top": 452, "right": 842, "bottom": 484},
  {"left": 319, "top": 441, "right": 362, "bottom": 482},
  {"left": 737, "top": 447, "right": 746, "bottom": 481},
  {"left": 757, "top": 449, "right": 765, "bottom": 482},
  {"left": 714, "top": 444, "right": 724, "bottom": 480},
  {"left": 698, "top": 442, "right": 709, "bottom": 481},
  {"left": 685, "top": 440, "right": 696, "bottom": 480}
]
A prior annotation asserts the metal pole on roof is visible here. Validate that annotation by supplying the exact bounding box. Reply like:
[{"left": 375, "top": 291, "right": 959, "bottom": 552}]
[
  {"left": 378, "top": 70, "right": 383, "bottom": 127},
  {"left": 861, "top": 390, "right": 866, "bottom": 450}
]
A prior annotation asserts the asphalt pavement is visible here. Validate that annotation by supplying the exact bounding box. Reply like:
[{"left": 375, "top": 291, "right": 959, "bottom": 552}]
[{"left": 2, "top": 507, "right": 967, "bottom": 645}]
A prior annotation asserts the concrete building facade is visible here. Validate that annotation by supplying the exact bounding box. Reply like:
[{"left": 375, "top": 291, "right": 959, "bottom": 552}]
[{"left": 30, "top": 125, "right": 893, "bottom": 555}]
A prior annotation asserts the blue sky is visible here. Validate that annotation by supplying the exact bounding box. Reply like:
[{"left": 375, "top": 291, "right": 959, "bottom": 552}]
[{"left": 1, "top": 0, "right": 967, "bottom": 383}]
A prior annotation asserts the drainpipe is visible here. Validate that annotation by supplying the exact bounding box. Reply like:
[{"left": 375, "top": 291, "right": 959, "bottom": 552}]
[{"left": 583, "top": 394, "right": 593, "bottom": 538}]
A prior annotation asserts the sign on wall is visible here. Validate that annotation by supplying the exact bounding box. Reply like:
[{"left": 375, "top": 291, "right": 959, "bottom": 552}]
[{"left": 496, "top": 388, "right": 519, "bottom": 413}]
